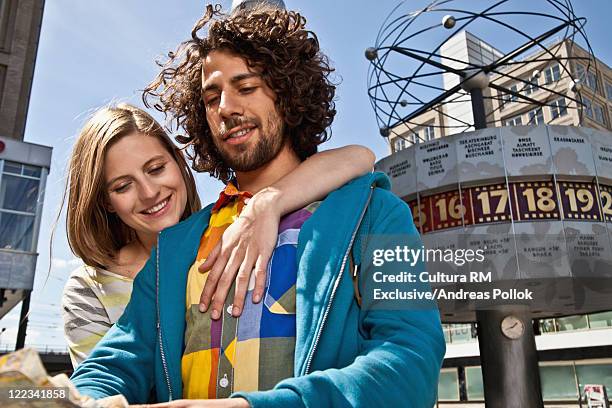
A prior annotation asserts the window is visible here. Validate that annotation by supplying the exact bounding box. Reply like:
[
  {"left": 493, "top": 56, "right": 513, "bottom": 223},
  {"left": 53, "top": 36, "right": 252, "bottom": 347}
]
[
  {"left": 505, "top": 115, "right": 523, "bottom": 126},
  {"left": 424, "top": 125, "right": 435, "bottom": 141},
  {"left": 509, "top": 84, "right": 518, "bottom": 102},
  {"left": 556, "top": 315, "right": 588, "bottom": 331},
  {"left": 539, "top": 318, "right": 557, "bottom": 333},
  {"left": 442, "top": 325, "right": 451, "bottom": 343},
  {"left": 499, "top": 92, "right": 509, "bottom": 110},
  {"left": 0, "top": 212, "right": 35, "bottom": 251},
  {"left": 500, "top": 85, "right": 518, "bottom": 110},
  {"left": 544, "top": 64, "right": 561, "bottom": 84},
  {"left": 449, "top": 324, "right": 474, "bottom": 343},
  {"left": 575, "top": 63, "right": 598, "bottom": 91},
  {"left": 575, "top": 63, "right": 586, "bottom": 82},
  {"left": 393, "top": 138, "right": 406, "bottom": 152},
  {"left": 586, "top": 71, "right": 598, "bottom": 91},
  {"left": 582, "top": 97, "right": 593, "bottom": 119},
  {"left": 575, "top": 364, "right": 612, "bottom": 396},
  {"left": 528, "top": 107, "right": 544, "bottom": 125},
  {"left": 550, "top": 97, "right": 568, "bottom": 119},
  {"left": 594, "top": 103, "right": 607, "bottom": 125},
  {"left": 540, "top": 365, "right": 579, "bottom": 400},
  {"left": 539, "top": 312, "right": 612, "bottom": 332},
  {"left": 524, "top": 76, "right": 539, "bottom": 95},
  {"left": 437, "top": 369, "right": 460, "bottom": 401},
  {"left": 0, "top": 0, "right": 12, "bottom": 49},
  {"left": 0, "top": 174, "right": 38, "bottom": 212},
  {"left": 606, "top": 81, "right": 612, "bottom": 102},
  {"left": 0, "top": 160, "right": 42, "bottom": 252},
  {"left": 583, "top": 97, "right": 606, "bottom": 125},
  {"left": 444, "top": 323, "right": 477, "bottom": 343},
  {"left": 588, "top": 311, "right": 612, "bottom": 328},
  {"left": 410, "top": 131, "right": 418, "bottom": 144},
  {"left": 465, "top": 366, "right": 484, "bottom": 400}
]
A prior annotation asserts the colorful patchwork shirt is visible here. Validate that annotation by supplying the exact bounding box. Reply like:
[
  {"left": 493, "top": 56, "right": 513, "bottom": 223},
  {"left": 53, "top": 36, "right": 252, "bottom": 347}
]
[{"left": 181, "top": 182, "right": 319, "bottom": 399}]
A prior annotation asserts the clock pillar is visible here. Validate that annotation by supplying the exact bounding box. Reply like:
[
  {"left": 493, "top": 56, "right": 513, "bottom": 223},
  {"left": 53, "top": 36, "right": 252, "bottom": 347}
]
[{"left": 476, "top": 306, "right": 543, "bottom": 408}]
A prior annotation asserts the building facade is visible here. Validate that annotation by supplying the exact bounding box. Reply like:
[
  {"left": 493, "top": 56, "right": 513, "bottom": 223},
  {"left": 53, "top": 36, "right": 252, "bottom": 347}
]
[
  {"left": 490, "top": 38, "right": 611, "bottom": 133},
  {"left": 0, "top": 0, "right": 50, "bottom": 323},
  {"left": 389, "top": 34, "right": 612, "bottom": 154}
]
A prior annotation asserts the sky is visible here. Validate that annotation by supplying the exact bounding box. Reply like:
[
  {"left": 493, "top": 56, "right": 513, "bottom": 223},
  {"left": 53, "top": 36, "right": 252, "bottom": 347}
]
[{"left": 1, "top": 0, "right": 611, "bottom": 350}]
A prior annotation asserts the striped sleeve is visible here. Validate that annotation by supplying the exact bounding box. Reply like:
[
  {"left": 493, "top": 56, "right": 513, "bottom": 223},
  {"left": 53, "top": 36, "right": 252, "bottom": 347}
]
[{"left": 61, "top": 266, "right": 116, "bottom": 368}]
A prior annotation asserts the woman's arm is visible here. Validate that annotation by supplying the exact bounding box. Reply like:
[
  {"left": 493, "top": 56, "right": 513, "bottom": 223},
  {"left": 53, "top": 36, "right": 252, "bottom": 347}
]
[
  {"left": 62, "top": 267, "right": 113, "bottom": 368},
  {"left": 198, "top": 145, "right": 375, "bottom": 318},
  {"left": 257, "top": 144, "right": 375, "bottom": 216},
  {"left": 71, "top": 254, "right": 159, "bottom": 403}
]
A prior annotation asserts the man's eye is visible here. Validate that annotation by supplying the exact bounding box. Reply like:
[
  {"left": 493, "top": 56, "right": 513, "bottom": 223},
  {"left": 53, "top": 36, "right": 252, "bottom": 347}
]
[
  {"left": 240, "top": 87, "right": 256, "bottom": 94},
  {"left": 205, "top": 96, "right": 219, "bottom": 106}
]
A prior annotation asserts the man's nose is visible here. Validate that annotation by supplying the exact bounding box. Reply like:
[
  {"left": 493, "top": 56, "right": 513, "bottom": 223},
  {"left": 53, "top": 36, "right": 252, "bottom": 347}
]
[{"left": 219, "top": 91, "right": 243, "bottom": 119}]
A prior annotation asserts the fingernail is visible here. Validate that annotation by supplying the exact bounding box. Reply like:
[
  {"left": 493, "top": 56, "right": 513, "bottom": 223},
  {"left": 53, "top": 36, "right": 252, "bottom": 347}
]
[
  {"left": 198, "top": 303, "right": 206, "bottom": 313},
  {"left": 211, "top": 309, "right": 220, "bottom": 319},
  {"left": 252, "top": 293, "right": 261, "bottom": 303},
  {"left": 232, "top": 306, "right": 240, "bottom": 316}
]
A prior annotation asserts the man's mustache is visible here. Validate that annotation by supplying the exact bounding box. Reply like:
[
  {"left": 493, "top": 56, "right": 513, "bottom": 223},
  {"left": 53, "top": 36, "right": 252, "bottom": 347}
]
[{"left": 218, "top": 116, "right": 260, "bottom": 138}]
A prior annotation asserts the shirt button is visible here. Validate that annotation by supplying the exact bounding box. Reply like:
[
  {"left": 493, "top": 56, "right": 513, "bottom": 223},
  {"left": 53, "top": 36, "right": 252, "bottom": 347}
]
[
  {"left": 219, "top": 374, "right": 229, "bottom": 388},
  {"left": 226, "top": 305, "right": 233, "bottom": 315}
]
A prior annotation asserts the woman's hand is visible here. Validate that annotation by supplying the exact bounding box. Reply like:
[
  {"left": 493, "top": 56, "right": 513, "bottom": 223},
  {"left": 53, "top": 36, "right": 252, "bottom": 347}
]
[{"left": 198, "top": 188, "right": 281, "bottom": 319}]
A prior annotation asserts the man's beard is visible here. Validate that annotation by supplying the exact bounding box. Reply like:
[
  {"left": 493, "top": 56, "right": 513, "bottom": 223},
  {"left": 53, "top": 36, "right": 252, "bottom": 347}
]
[{"left": 215, "top": 113, "right": 286, "bottom": 172}]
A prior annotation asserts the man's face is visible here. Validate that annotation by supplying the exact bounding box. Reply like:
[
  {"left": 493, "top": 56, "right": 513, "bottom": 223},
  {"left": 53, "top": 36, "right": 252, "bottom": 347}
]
[{"left": 201, "top": 49, "right": 285, "bottom": 172}]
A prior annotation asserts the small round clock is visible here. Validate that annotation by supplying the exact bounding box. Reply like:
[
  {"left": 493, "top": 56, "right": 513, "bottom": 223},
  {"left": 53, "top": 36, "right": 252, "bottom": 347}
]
[{"left": 500, "top": 315, "right": 524, "bottom": 340}]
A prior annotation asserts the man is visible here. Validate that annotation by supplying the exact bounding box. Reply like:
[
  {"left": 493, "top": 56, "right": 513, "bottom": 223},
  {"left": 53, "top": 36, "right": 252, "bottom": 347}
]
[{"left": 71, "top": 4, "right": 445, "bottom": 407}]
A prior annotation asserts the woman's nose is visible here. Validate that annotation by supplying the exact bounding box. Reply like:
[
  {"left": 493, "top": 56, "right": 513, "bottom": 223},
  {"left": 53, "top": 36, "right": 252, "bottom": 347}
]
[{"left": 139, "top": 179, "right": 160, "bottom": 201}]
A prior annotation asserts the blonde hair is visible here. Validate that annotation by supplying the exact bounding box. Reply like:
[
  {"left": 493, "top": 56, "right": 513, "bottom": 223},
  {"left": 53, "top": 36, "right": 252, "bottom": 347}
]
[{"left": 66, "top": 103, "right": 201, "bottom": 269}]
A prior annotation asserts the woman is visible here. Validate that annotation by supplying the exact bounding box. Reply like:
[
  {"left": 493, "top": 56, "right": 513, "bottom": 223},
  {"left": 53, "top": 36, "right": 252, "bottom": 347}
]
[{"left": 61, "top": 103, "right": 374, "bottom": 367}]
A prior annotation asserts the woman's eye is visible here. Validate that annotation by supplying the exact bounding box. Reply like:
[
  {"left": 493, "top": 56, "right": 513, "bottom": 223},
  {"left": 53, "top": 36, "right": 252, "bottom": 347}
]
[
  {"left": 113, "top": 183, "right": 131, "bottom": 193},
  {"left": 149, "top": 165, "right": 165, "bottom": 175}
]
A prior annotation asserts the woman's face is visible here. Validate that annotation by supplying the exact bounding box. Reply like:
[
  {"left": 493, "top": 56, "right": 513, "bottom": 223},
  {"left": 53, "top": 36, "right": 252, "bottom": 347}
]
[{"left": 104, "top": 132, "right": 188, "bottom": 243}]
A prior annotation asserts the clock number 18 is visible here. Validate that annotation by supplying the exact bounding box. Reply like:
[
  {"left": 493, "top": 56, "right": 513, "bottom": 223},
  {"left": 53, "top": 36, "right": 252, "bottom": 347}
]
[{"left": 522, "top": 187, "right": 556, "bottom": 212}]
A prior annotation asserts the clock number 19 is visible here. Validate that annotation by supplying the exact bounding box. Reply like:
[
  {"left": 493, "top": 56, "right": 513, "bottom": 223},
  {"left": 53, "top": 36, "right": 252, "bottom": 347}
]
[{"left": 564, "top": 188, "right": 594, "bottom": 213}]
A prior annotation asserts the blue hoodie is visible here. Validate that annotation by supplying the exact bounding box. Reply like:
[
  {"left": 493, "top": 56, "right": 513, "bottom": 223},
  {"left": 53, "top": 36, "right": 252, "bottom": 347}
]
[{"left": 71, "top": 172, "right": 445, "bottom": 407}]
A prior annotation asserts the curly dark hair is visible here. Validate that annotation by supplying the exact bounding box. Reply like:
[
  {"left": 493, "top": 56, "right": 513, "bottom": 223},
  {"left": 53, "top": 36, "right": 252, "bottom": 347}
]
[{"left": 143, "top": 4, "right": 337, "bottom": 182}]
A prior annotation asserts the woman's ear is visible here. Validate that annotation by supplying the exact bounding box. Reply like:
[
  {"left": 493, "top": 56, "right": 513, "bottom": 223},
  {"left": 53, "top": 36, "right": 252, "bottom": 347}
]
[{"left": 105, "top": 197, "right": 116, "bottom": 213}]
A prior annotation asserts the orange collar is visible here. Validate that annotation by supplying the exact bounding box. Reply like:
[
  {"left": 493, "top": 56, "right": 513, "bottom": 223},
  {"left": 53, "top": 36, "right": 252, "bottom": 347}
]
[{"left": 211, "top": 181, "right": 253, "bottom": 212}]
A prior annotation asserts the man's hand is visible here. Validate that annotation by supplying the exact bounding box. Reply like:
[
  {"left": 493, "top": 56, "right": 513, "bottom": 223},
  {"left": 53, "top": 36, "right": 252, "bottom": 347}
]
[
  {"left": 198, "top": 188, "right": 281, "bottom": 319},
  {"left": 131, "top": 397, "right": 250, "bottom": 408}
]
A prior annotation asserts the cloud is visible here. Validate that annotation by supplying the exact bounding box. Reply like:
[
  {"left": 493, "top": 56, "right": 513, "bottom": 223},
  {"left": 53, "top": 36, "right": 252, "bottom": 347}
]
[
  {"left": 68, "top": 258, "right": 81, "bottom": 266},
  {"left": 51, "top": 258, "right": 81, "bottom": 270},
  {"left": 51, "top": 258, "right": 67, "bottom": 269}
]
